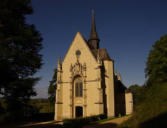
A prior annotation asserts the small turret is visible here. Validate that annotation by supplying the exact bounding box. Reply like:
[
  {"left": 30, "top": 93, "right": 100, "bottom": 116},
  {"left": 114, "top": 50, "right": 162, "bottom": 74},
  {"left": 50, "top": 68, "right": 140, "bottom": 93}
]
[
  {"left": 118, "top": 72, "right": 122, "bottom": 81},
  {"left": 114, "top": 71, "right": 117, "bottom": 77},
  {"left": 57, "top": 56, "right": 62, "bottom": 85},
  {"left": 57, "top": 56, "right": 62, "bottom": 71}
]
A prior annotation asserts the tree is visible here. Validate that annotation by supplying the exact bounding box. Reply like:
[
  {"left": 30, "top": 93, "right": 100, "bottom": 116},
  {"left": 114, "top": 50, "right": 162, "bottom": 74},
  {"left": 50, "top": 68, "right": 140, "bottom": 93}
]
[
  {"left": 0, "top": 0, "right": 42, "bottom": 117},
  {"left": 48, "top": 68, "right": 57, "bottom": 104},
  {"left": 120, "top": 35, "right": 167, "bottom": 128},
  {"left": 128, "top": 84, "right": 147, "bottom": 108},
  {"left": 145, "top": 35, "right": 167, "bottom": 86}
]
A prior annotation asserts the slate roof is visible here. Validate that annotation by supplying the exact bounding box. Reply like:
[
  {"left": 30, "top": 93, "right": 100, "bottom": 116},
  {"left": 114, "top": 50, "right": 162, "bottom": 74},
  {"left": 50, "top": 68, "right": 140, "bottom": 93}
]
[
  {"left": 82, "top": 33, "right": 112, "bottom": 61},
  {"left": 91, "top": 48, "right": 113, "bottom": 61}
]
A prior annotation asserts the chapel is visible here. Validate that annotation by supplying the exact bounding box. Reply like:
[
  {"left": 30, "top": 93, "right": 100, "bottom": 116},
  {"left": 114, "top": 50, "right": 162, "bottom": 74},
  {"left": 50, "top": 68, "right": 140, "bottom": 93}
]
[{"left": 54, "top": 11, "right": 133, "bottom": 120}]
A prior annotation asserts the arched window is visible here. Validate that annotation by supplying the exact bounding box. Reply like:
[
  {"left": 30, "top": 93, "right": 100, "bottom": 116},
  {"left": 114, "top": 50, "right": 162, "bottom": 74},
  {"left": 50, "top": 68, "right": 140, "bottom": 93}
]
[{"left": 75, "top": 81, "right": 83, "bottom": 97}]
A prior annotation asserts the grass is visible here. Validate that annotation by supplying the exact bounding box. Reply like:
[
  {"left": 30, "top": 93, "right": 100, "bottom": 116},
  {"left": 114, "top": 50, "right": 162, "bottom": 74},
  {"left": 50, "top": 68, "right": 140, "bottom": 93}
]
[
  {"left": 90, "top": 117, "right": 114, "bottom": 124},
  {"left": 119, "top": 82, "right": 167, "bottom": 128},
  {"left": 90, "top": 115, "right": 129, "bottom": 125}
]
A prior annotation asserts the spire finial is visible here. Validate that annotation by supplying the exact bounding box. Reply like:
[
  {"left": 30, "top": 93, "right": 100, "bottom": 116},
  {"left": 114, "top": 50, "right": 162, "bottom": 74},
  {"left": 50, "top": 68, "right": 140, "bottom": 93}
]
[
  {"left": 115, "top": 71, "right": 117, "bottom": 77},
  {"left": 91, "top": 9, "right": 95, "bottom": 33},
  {"left": 58, "top": 56, "right": 61, "bottom": 65},
  {"left": 88, "top": 9, "right": 100, "bottom": 49},
  {"left": 57, "top": 56, "right": 62, "bottom": 70},
  {"left": 118, "top": 72, "right": 122, "bottom": 81}
]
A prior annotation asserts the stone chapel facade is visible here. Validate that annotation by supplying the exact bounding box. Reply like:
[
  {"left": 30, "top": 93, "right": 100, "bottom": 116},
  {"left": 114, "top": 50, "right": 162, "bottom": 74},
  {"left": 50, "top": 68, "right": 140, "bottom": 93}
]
[{"left": 54, "top": 11, "right": 133, "bottom": 121}]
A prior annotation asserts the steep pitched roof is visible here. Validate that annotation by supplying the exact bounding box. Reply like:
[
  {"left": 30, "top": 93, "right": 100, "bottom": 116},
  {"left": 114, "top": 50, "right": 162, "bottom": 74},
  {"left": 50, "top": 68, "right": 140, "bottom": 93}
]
[{"left": 91, "top": 48, "right": 113, "bottom": 61}]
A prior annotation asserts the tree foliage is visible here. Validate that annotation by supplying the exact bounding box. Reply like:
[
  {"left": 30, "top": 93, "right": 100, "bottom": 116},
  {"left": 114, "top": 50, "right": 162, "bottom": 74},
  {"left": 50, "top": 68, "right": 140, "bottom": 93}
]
[
  {"left": 128, "top": 84, "right": 146, "bottom": 108},
  {"left": 0, "top": 0, "right": 43, "bottom": 117},
  {"left": 145, "top": 35, "right": 167, "bottom": 85},
  {"left": 120, "top": 35, "right": 167, "bottom": 128},
  {"left": 48, "top": 68, "right": 57, "bottom": 104}
]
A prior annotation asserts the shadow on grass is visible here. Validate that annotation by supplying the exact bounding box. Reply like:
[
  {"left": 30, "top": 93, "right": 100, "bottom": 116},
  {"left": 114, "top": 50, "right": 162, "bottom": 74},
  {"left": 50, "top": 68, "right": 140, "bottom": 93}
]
[
  {"left": 20, "top": 122, "right": 118, "bottom": 128},
  {"left": 84, "top": 122, "right": 118, "bottom": 128},
  {"left": 139, "top": 112, "right": 167, "bottom": 128},
  {"left": 1, "top": 122, "right": 62, "bottom": 128},
  {"left": 0, "top": 112, "right": 56, "bottom": 128},
  {"left": 1, "top": 121, "right": 118, "bottom": 128},
  {"left": 20, "top": 124, "right": 62, "bottom": 128}
]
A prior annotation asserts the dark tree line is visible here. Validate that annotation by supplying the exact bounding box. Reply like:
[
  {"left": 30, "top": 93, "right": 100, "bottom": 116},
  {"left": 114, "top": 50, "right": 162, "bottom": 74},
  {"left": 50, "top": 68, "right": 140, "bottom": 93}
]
[
  {"left": 48, "top": 68, "right": 57, "bottom": 105},
  {"left": 0, "top": 0, "right": 43, "bottom": 119}
]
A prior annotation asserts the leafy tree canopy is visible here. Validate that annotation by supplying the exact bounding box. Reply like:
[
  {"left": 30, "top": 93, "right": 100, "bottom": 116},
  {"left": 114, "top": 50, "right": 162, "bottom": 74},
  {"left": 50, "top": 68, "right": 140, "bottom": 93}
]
[{"left": 145, "top": 35, "right": 167, "bottom": 85}]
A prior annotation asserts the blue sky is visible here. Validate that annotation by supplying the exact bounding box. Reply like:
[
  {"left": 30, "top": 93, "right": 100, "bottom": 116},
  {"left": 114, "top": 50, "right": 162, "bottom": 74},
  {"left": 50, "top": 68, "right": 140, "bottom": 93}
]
[{"left": 26, "top": 0, "right": 167, "bottom": 98}]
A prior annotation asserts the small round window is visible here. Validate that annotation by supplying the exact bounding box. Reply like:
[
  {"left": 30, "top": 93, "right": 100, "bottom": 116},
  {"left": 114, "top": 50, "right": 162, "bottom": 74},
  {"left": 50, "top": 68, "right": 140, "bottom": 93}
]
[{"left": 76, "top": 50, "right": 81, "bottom": 56}]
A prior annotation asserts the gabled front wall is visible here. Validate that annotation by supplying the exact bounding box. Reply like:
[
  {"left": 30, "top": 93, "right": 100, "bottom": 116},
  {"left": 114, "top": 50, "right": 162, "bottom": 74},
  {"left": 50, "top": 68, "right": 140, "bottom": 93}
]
[{"left": 60, "top": 32, "right": 103, "bottom": 119}]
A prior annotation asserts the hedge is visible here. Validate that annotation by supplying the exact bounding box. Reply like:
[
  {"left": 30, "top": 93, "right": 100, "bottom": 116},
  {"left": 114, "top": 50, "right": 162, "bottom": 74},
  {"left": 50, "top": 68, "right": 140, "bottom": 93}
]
[{"left": 63, "top": 114, "right": 107, "bottom": 128}]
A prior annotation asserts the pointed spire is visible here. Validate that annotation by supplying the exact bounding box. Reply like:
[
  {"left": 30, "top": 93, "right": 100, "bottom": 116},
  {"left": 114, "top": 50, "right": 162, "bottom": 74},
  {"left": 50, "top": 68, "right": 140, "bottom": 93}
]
[
  {"left": 57, "top": 56, "right": 62, "bottom": 70},
  {"left": 118, "top": 72, "right": 122, "bottom": 81},
  {"left": 114, "top": 71, "right": 117, "bottom": 76},
  {"left": 88, "top": 9, "right": 100, "bottom": 49},
  {"left": 58, "top": 56, "right": 61, "bottom": 65},
  {"left": 89, "top": 9, "right": 99, "bottom": 40}
]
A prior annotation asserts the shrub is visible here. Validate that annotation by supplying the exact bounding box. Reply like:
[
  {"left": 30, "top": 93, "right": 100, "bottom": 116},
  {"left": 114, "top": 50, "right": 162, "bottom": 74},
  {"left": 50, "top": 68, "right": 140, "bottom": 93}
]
[
  {"left": 99, "top": 114, "right": 107, "bottom": 120},
  {"left": 63, "top": 114, "right": 107, "bottom": 128}
]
